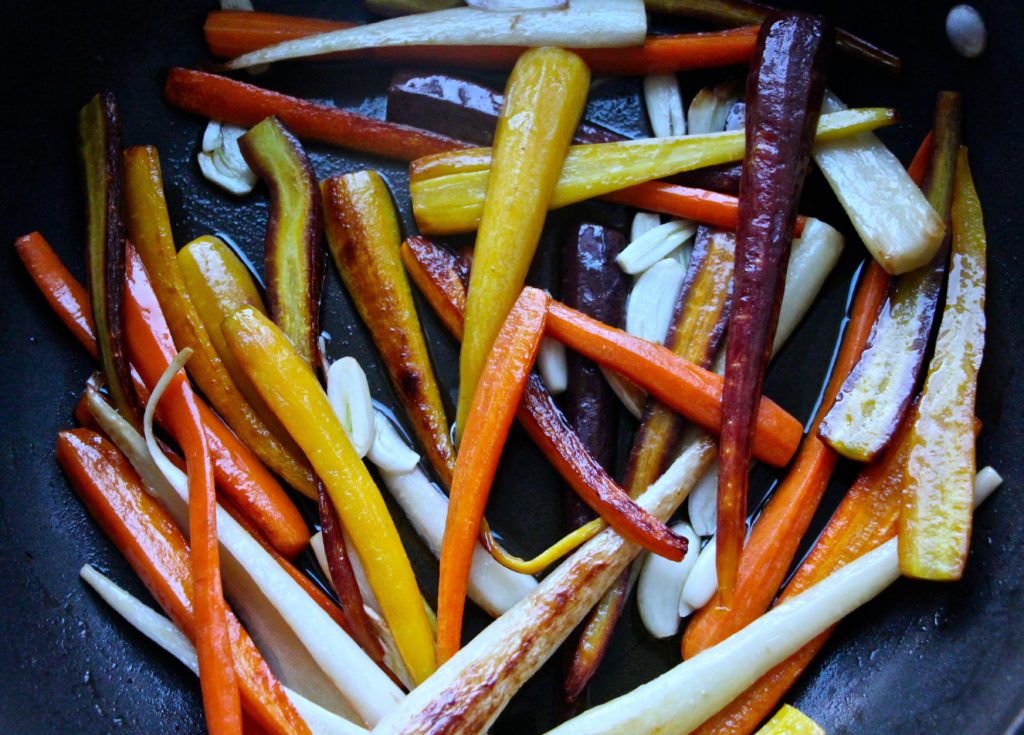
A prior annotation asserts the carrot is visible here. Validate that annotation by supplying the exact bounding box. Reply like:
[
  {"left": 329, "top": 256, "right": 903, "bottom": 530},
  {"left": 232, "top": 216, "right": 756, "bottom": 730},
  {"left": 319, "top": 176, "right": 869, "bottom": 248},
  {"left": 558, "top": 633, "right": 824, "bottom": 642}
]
[
  {"left": 605, "top": 181, "right": 806, "bottom": 237},
  {"left": 124, "top": 246, "right": 241, "bottom": 734},
  {"left": 57, "top": 429, "right": 310, "bottom": 735},
  {"left": 682, "top": 133, "right": 934, "bottom": 659},
  {"left": 204, "top": 10, "right": 758, "bottom": 74},
  {"left": 545, "top": 301, "right": 801, "bottom": 468},
  {"left": 436, "top": 287, "right": 549, "bottom": 664},
  {"left": 401, "top": 236, "right": 692, "bottom": 569},
  {"left": 682, "top": 259, "right": 889, "bottom": 657},
  {"left": 14, "top": 231, "right": 309, "bottom": 559},
  {"left": 165, "top": 68, "right": 469, "bottom": 163}
]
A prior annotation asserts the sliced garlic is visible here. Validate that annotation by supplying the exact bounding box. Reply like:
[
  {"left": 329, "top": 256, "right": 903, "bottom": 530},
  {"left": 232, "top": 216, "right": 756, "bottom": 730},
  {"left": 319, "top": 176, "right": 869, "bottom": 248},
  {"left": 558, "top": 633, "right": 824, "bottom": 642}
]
[
  {"left": 326, "top": 357, "right": 376, "bottom": 458},
  {"left": 643, "top": 74, "right": 686, "bottom": 138},
  {"left": 616, "top": 219, "right": 697, "bottom": 275},
  {"left": 198, "top": 120, "right": 258, "bottom": 195},
  {"left": 537, "top": 336, "right": 568, "bottom": 395},
  {"left": 687, "top": 81, "right": 743, "bottom": 136},
  {"left": 680, "top": 537, "right": 718, "bottom": 612},
  {"left": 637, "top": 522, "right": 701, "bottom": 638},
  {"left": 631, "top": 211, "right": 662, "bottom": 242},
  {"left": 626, "top": 258, "right": 687, "bottom": 346},
  {"left": 367, "top": 410, "right": 421, "bottom": 475}
]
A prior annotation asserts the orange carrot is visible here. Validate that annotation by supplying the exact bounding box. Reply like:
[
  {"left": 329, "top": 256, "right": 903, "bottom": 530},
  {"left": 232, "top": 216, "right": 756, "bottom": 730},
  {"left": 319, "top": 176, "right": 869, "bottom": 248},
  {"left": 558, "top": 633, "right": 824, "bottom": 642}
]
[
  {"left": 125, "top": 246, "right": 241, "bottom": 734},
  {"left": 683, "top": 133, "right": 934, "bottom": 660},
  {"left": 204, "top": 10, "right": 758, "bottom": 75},
  {"left": 15, "top": 231, "right": 309, "bottom": 560},
  {"left": 436, "top": 287, "right": 549, "bottom": 664},
  {"left": 682, "top": 259, "right": 889, "bottom": 658},
  {"left": 165, "top": 68, "right": 469, "bottom": 163},
  {"left": 545, "top": 301, "right": 801, "bottom": 468},
  {"left": 57, "top": 429, "right": 309, "bottom": 735}
]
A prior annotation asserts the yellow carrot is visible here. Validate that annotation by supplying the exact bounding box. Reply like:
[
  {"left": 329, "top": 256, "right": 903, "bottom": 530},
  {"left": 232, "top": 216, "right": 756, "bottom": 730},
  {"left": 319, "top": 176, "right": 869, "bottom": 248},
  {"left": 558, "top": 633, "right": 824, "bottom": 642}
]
[
  {"left": 899, "top": 147, "right": 986, "bottom": 579},
  {"left": 754, "top": 705, "right": 825, "bottom": 735},
  {"left": 222, "top": 306, "right": 436, "bottom": 684},
  {"left": 122, "top": 146, "right": 316, "bottom": 497},
  {"left": 410, "top": 108, "right": 898, "bottom": 236},
  {"left": 455, "top": 47, "right": 590, "bottom": 442}
]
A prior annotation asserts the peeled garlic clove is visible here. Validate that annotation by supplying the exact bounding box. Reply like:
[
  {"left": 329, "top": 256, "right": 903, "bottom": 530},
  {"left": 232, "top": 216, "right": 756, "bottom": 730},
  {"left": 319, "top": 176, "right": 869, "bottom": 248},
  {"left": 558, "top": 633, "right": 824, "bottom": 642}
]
[
  {"left": 616, "top": 219, "right": 697, "bottom": 275},
  {"left": 326, "top": 357, "right": 376, "bottom": 458},
  {"left": 681, "top": 537, "right": 718, "bottom": 612},
  {"left": 637, "top": 522, "right": 701, "bottom": 638},
  {"left": 367, "top": 411, "right": 421, "bottom": 475},
  {"left": 625, "top": 258, "right": 687, "bottom": 345},
  {"left": 537, "top": 337, "right": 569, "bottom": 395},
  {"left": 643, "top": 74, "right": 686, "bottom": 138},
  {"left": 198, "top": 120, "right": 258, "bottom": 195}
]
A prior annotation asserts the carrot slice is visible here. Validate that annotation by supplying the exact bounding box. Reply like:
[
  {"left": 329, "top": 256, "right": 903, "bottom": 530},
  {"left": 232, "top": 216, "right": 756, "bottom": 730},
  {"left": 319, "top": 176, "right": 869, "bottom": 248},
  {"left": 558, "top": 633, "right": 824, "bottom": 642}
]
[
  {"left": 14, "top": 232, "right": 309, "bottom": 559},
  {"left": 545, "top": 301, "right": 801, "bottom": 467},
  {"left": 436, "top": 287, "right": 549, "bottom": 663},
  {"left": 57, "top": 429, "right": 309, "bottom": 735}
]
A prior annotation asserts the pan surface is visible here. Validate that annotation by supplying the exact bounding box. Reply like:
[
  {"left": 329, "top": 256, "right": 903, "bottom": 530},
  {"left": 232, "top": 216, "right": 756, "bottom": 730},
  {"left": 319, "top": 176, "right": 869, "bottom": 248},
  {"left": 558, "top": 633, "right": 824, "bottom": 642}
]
[{"left": 1, "top": 1, "right": 1022, "bottom": 733}]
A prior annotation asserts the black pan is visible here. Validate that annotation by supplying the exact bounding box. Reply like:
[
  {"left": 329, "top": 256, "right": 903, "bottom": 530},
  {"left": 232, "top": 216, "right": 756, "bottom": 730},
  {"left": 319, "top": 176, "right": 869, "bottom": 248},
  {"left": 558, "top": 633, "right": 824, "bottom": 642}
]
[{"left": 2, "top": 1, "right": 1022, "bottom": 733}]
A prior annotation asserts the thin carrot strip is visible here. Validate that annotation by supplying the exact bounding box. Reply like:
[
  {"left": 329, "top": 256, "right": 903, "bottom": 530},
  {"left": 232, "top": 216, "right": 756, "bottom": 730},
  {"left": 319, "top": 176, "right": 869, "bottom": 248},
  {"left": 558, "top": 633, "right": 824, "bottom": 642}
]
[
  {"left": 436, "top": 287, "right": 549, "bottom": 663},
  {"left": 14, "top": 232, "right": 310, "bottom": 559},
  {"left": 57, "top": 429, "right": 309, "bottom": 735},
  {"left": 126, "top": 247, "right": 241, "bottom": 734},
  {"left": 205, "top": 10, "right": 757, "bottom": 74},
  {"left": 165, "top": 68, "right": 469, "bottom": 162},
  {"left": 545, "top": 301, "right": 801, "bottom": 467},
  {"left": 682, "top": 133, "right": 933, "bottom": 659}
]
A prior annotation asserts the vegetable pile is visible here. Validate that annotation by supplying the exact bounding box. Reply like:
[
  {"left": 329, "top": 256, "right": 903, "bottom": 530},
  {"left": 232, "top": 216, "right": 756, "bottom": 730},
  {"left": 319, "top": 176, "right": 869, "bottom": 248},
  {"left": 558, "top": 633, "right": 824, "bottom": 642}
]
[{"left": 14, "top": 1, "right": 1000, "bottom": 733}]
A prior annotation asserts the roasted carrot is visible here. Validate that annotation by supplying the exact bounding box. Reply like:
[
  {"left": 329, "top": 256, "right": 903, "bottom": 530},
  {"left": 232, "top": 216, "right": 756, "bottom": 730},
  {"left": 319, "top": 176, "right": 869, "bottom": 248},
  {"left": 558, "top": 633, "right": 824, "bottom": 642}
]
[
  {"left": 204, "top": 10, "right": 758, "bottom": 74},
  {"left": 437, "top": 287, "right": 549, "bottom": 663},
  {"left": 79, "top": 91, "right": 138, "bottom": 423},
  {"left": 124, "top": 248, "right": 241, "bottom": 734},
  {"left": 455, "top": 47, "right": 589, "bottom": 443},
  {"left": 14, "top": 232, "right": 310, "bottom": 559},
  {"left": 683, "top": 133, "right": 932, "bottom": 659},
  {"left": 122, "top": 146, "right": 316, "bottom": 498},
  {"left": 545, "top": 301, "right": 802, "bottom": 468},
  {"left": 165, "top": 68, "right": 469, "bottom": 163},
  {"left": 57, "top": 429, "right": 310, "bottom": 735},
  {"left": 401, "top": 236, "right": 692, "bottom": 569},
  {"left": 321, "top": 171, "right": 456, "bottom": 486},
  {"left": 682, "top": 259, "right": 889, "bottom": 658}
]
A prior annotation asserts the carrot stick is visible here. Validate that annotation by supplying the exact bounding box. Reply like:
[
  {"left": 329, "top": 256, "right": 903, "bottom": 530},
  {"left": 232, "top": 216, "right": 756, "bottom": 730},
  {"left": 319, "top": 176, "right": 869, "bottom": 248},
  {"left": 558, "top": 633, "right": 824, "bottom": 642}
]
[
  {"left": 204, "top": 10, "right": 758, "bottom": 74},
  {"left": 682, "top": 133, "right": 933, "bottom": 659},
  {"left": 165, "top": 68, "right": 469, "bottom": 162},
  {"left": 15, "top": 231, "right": 309, "bottom": 559},
  {"left": 57, "top": 429, "right": 310, "bottom": 735},
  {"left": 436, "top": 287, "right": 549, "bottom": 664},
  {"left": 401, "top": 236, "right": 691, "bottom": 567},
  {"left": 604, "top": 181, "right": 806, "bottom": 237},
  {"left": 545, "top": 301, "right": 801, "bottom": 468},
  {"left": 125, "top": 246, "right": 241, "bottom": 734}
]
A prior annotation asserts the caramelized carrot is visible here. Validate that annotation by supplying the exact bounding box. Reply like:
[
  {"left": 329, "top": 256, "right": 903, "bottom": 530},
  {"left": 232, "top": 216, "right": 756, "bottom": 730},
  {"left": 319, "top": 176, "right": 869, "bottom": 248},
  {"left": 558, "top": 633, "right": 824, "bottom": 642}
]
[
  {"left": 545, "top": 301, "right": 802, "bottom": 468},
  {"left": 683, "top": 132, "right": 933, "bottom": 659},
  {"left": 165, "top": 68, "right": 469, "bottom": 162},
  {"left": 15, "top": 232, "right": 309, "bottom": 559},
  {"left": 204, "top": 10, "right": 758, "bottom": 74},
  {"left": 124, "top": 247, "right": 241, "bottom": 734},
  {"left": 436, "top": 288, "right": 549, "bottom": 663},
  {"left": 57, "top": 429, "right": 310, "bottom": 735}
]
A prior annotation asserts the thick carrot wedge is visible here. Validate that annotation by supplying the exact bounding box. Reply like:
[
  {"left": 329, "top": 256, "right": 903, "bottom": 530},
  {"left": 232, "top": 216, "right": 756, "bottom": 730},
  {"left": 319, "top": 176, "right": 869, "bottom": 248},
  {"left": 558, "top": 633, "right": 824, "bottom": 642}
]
[
  {"left": 899, "top": 147, "right": 986, "bottom": 580},
  {"left": 15, "top": 232, "right": 310, "bottom": 557},
  {"left": 122, "top": 146, "right": 316, "bottom": 498},
  {"left": 57, "top": 429, "right": 310, "bottom": 735},
  {"left": 455, "top": 47, "right": 590, "bottom": 443},
  {"left": 545, "top": 301, "right": 801, "bottom": 467},
  {"left": 437, "top": 288, "right": 550, "bottom": 663},
  {"left": 321, "top": 170, "right": 456, "bottom": 486},
  {"left": 204, "top": 10, "right": 758, "bottom": 74}
]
